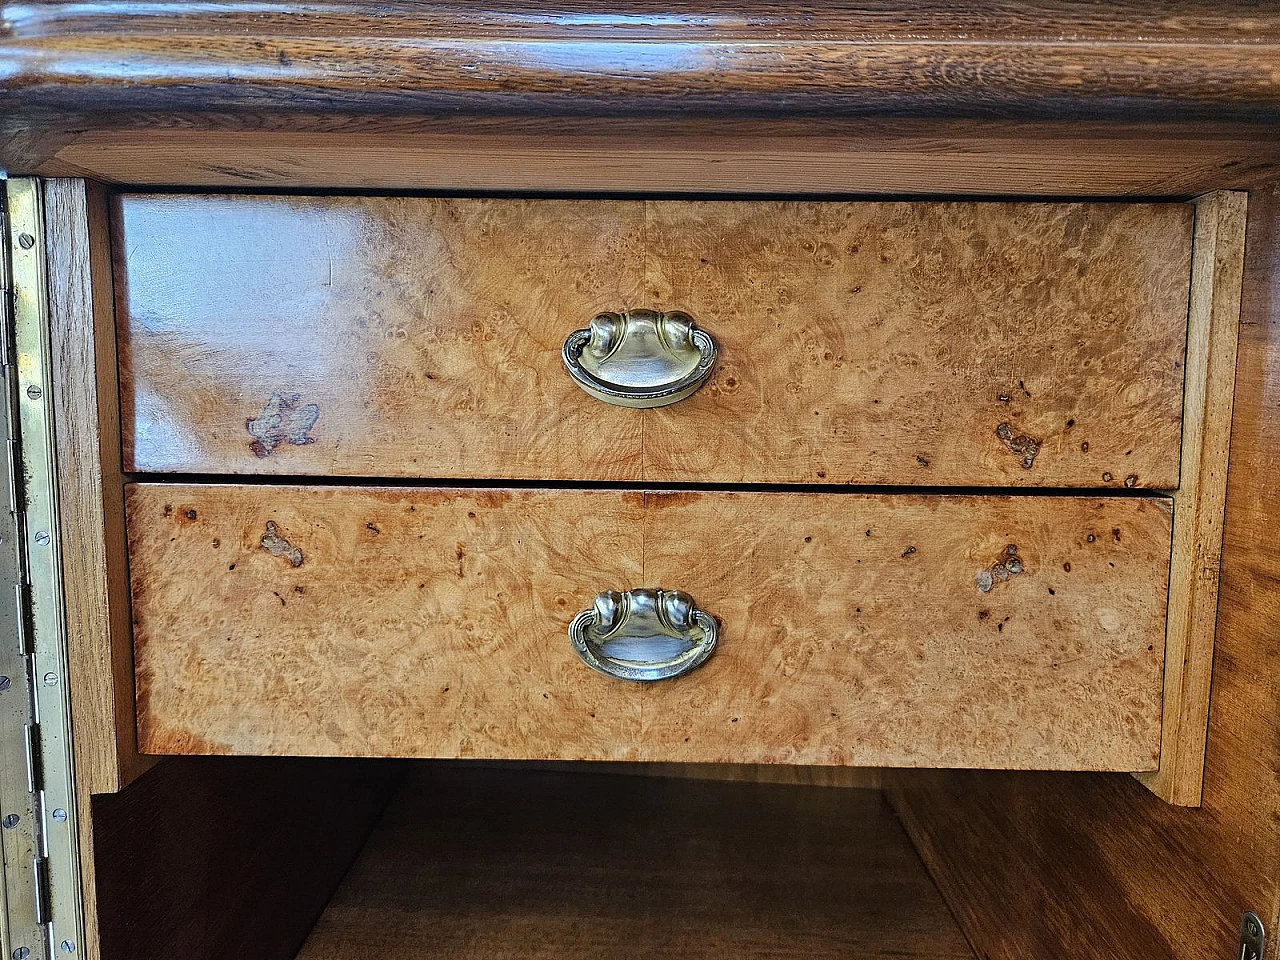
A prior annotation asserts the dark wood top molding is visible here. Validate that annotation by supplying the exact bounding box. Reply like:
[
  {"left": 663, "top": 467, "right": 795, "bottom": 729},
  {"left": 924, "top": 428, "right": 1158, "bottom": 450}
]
[{"left": 5, "top": 2, "right": 1280, "bottom": 125}]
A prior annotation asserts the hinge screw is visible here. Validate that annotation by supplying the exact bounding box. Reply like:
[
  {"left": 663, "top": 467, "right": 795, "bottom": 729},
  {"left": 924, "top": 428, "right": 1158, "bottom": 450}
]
[
  {"left": 52, "top": 807, "right": 67, "bottom": 822},
  {"left": 0, "top": 675, "right": 10, "bottom": 692},
  {"left": 42, "top": 672, "right": 57, "bottom": 686},
  {"left": 59, "top": 941, "right": 75, "bottom": 954},
  {"left": 34, "top": 531, "right": 50, "bottom": 546},
  {"left": 1, "top": 813, "right": 18, "bottom": 829},
  {"left": 13, "top": 946, "right": 30, "bottom": 960},
  {"left": 24, "top": 384, "right": 41, "bottom": 400},
  {"left": 16, "top": 233, "right": 34, "bottom": 250}
]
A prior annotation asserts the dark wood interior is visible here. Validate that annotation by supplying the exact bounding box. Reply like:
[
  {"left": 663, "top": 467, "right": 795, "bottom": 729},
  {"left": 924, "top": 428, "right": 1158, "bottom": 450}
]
[
  {"left": 91, "top": 758, "right": 401, "bottom": 960},
  {"left": 303, "top": 764, "right": 973, "bottom": 960},
  {"left": 90, "top": 759, "right": 976, "bottom": 960}
]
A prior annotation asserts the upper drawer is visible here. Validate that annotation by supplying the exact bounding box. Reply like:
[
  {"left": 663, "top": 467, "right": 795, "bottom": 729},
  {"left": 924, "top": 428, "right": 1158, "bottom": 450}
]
[{"left": 115, "top": 196, "right": 1193, "bottom": 486}]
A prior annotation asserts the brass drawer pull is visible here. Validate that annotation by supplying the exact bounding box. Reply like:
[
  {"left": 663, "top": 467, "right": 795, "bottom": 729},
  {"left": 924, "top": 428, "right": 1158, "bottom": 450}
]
[
  {"left": 569, "top": 588, "right": 718, "bottom": 682},
  {"left": 562, "top": 310, "right": 716, "bottom": 408}
]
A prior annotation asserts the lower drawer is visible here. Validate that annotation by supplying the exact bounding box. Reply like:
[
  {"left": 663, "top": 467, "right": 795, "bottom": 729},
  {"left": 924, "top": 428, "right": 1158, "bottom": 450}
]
[{"left": 126, "top": 485, "right": 1170, "bottom": 770}]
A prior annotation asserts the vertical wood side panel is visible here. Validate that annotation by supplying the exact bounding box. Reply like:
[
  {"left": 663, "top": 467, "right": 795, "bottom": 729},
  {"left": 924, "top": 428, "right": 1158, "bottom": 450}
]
[
  {"left": 93, "top": 757, "right": 402, "bottom": 960},
  {"left": 1140, "top": 190, "right": 1248, "bottom": 805},
  {"left": 44, "top": 179, "right": 154, "bottom": 960},
  {"left": 46, "top": 179, "right": 151, "bottom": 792}
]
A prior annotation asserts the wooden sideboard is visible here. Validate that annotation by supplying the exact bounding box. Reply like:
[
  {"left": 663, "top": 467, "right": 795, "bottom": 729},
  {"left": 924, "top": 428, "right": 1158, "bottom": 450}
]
[{"left": 2, "top": 4, "right": 1279, "bottom": 960}]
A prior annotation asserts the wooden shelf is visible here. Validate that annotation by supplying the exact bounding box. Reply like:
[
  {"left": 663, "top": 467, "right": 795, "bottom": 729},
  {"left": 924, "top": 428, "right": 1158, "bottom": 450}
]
[{"left": 296, "top": 765, "right": 974, "bottom": 960}]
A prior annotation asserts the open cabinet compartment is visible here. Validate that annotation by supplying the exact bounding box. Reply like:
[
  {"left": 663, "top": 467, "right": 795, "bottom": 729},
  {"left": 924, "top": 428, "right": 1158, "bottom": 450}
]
[{"left": 90, "top": 758, "right": 975, "bottom": 960}]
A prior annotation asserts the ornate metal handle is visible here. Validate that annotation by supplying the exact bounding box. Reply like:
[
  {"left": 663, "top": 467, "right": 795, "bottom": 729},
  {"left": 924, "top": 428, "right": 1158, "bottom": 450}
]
[
  {"left": 569, "top": 588, "right": 718, "bottom": 682},
  {"left": 562, "top": 310, "right": 716, "bottom": 408}
]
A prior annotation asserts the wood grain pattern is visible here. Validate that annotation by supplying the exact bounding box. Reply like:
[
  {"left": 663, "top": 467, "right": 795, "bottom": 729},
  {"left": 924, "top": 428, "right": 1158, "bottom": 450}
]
[
  {"left": 116, "top": 195, "right": 645, "bottom": 480},
  {"left": 642, "top": 200, "right": 1189, "bottom": 486},
  {"left": 1140, "top": 191, "right": 1248, "bottom": 806},
  {"left": 32, "top": 121, "right": 1280, "bottom": 199},
  {"left": 42, "top": 179, "right": 154, "bottom": 960},
  {"left": 544, "top": 761, "right": 883, "bottom": 790},
  {"left": 889, "top": 772, "right": 1252, "bottom": 960},
  {"left": 45, "top": 179, "right": 149, "bottom": 794},
  {"left": 19, "top": 1, "right": 1280, "bottom": 44},
  {"left": 116, "top": 195, "right": 1193, "bottom": 488},
  {"left": 8, "top": 4, "right": 1280, "bottom": 196},
  {"left": 295, "top": 764, "right": 973, "bottom": 960},
  {"left": 92, "top": 756, "right": 401, "bottom": 960},
  {"left": 884, "top": 181, "right": 1280, "bottom": 960},
  {"left": 127, "top": 484, "right": 1170, "bottom": 771},
  {"left": 6, "top": 2, "right": 1280, "bottom": 126}
]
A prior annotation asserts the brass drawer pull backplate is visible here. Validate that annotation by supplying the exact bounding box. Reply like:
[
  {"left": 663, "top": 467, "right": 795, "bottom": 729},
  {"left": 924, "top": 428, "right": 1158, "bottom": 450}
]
[
  {"left": 569, "top": 588, "right": 718, "bottom": 681},
  {"left": 562, "top": 310, "right": 716, "bottom": 408}
]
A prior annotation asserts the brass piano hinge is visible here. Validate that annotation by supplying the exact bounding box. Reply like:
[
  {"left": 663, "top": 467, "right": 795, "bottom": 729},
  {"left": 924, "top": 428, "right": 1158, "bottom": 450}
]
[
  {"left": 0, "top": 178, "right": 86, "bottom": 960},
  {"left": 29, "top": 859, "right": 49, "bottom": 928}
]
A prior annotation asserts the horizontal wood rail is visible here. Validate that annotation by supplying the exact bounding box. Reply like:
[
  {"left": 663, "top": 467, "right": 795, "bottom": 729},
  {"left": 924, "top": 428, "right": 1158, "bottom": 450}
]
[{"left": 4, "top": 2, "right": 1280, "bottom": 124}]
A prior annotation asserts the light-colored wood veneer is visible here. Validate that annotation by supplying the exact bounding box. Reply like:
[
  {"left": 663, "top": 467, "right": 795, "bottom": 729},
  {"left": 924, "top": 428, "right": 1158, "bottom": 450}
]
[
  {"left": 115, "top": 195, "right": 1193, "bottom": 488},
  {"left": 41, "top": 179, "right": 154, "bottom": 960},
  {"left": 127, "top": 484, "right": 1170, "bottom": 771}
]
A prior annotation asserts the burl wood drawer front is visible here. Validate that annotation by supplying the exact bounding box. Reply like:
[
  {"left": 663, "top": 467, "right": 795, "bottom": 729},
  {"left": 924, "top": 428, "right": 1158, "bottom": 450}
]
[
  {"left": 116, "top": 196, "right": 1192, "bottom": 487},
  {"left": 127, "top": 484, "right": 1169, "bottom": 770}
]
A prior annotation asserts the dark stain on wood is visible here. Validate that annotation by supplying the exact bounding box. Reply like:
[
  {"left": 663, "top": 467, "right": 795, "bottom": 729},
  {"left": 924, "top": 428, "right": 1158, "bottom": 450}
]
[
  {"left": 976, "top": 543, "right": 1024, "bottom": 593},
  {"left": 996, "top": 422, "right": 1041, "bottom": 469},
  {"left": 246, "top": 393, "right": 319, "bottom": 458},
  {"left": 260, "top": 521, "right": 304, "bottom": 568}
]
